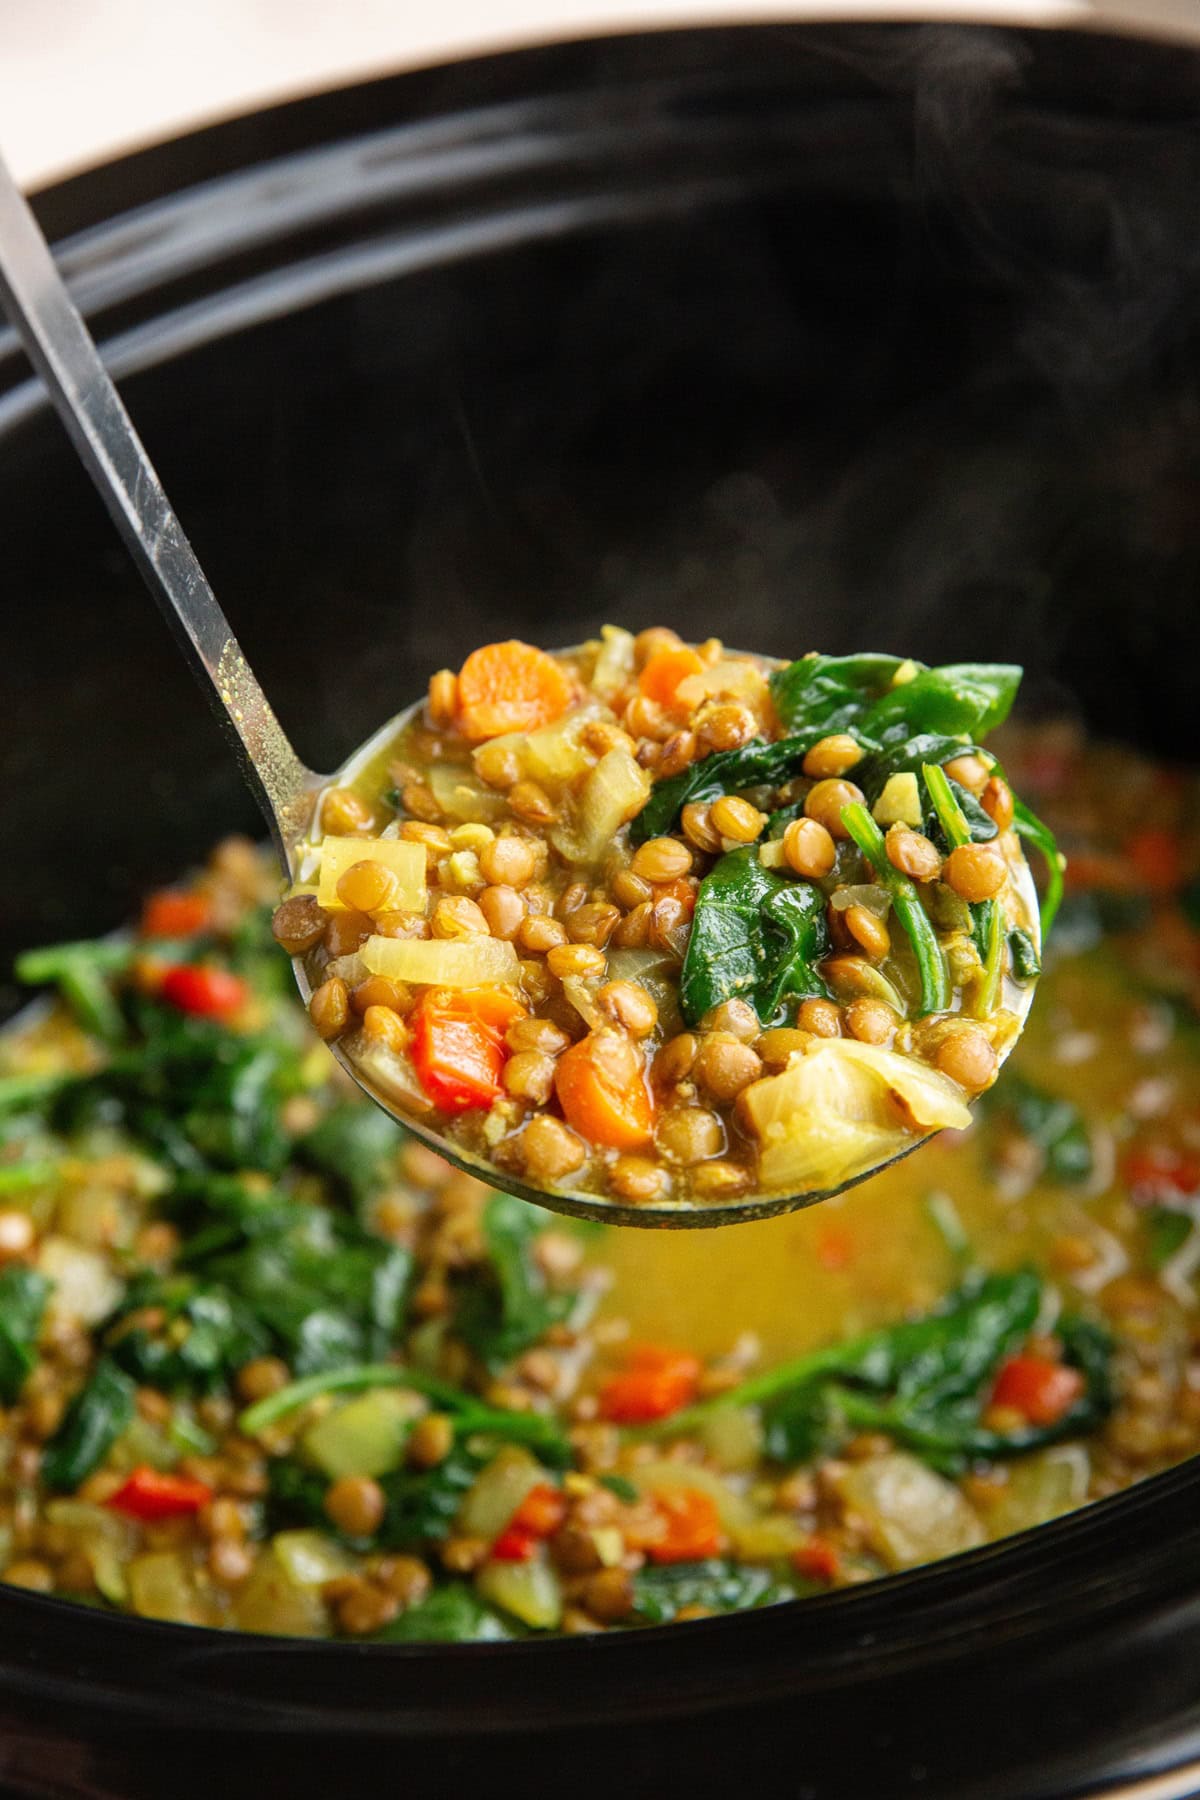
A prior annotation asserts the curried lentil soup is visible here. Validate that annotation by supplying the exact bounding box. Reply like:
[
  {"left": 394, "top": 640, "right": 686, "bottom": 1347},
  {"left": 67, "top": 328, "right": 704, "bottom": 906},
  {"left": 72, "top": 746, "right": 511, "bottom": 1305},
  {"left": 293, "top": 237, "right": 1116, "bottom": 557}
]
[
  {"left": 278, "top": 631, "right": 1054, "bottom": 1215},
  {"left": 0, "top": 716, "right": 1197, "bottom": 1638}
]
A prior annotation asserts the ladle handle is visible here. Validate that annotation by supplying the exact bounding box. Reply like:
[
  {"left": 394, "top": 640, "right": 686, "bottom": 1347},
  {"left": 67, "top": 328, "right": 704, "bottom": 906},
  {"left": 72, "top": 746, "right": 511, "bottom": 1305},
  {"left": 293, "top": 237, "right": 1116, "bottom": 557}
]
[{"left": 0, "top": 152, "right": 315, "bottom": 863}]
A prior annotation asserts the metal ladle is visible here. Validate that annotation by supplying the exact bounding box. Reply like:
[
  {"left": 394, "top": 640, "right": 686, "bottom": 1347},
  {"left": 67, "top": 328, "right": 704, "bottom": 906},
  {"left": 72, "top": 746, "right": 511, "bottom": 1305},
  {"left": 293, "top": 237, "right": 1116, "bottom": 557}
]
[{"left": 0, "top": 152, "right": 1038, "bottom": 1228}]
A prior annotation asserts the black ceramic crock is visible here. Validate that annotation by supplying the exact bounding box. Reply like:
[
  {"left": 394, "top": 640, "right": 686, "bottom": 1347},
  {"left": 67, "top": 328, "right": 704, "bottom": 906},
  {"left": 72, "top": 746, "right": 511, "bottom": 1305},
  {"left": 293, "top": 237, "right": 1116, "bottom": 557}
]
[{"left": 2, "top": 20, "right": 1200, "bottom": 1798}]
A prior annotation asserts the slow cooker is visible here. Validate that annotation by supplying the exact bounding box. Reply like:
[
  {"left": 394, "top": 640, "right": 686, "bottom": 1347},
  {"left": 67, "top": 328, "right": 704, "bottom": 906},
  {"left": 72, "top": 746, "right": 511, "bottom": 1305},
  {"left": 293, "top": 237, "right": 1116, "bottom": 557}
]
[{"left": 2, "top": 16, "right": 1199, "bottom": 1797}]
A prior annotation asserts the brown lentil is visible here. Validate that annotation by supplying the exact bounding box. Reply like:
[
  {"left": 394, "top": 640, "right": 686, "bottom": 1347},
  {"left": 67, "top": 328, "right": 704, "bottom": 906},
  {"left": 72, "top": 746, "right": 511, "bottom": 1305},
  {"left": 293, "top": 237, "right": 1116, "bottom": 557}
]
[
  {"left": 597, "top": 980, "right": 658, "bottom": 1037},
  {"left": 309, "top": 977, "right": 349, "bottom": 1040},
  {"left": 944, "top": 844, "right": 1007, "bottom": 903},
  {"left": 350, "top": 975, "right": 411, "bottom": 1016},
  {"left": 693, "top": 1034, "right": 763, "bottom": 1102},
  {"left": 886, "top": 826, "right": 942, "bottom": 882},
  {"left": 804, "top": 779, "right": 865, "bottom": 840},
  {"left": 783, "top": 817, "right": 837, "bottom": 879},
  {"left": 757, "top": 1027, "right": 812, "bottom": 1065},
  {"left": 631, "top": 837, "right": 693, "bottom": 883},
  {"left": 803, "top": 734, "right": 865, "bottom": 779},
  {"left": 608, "top": 1156, "right": 671, "bottom": 1204},
  {"left": 680, "top": 802, "right": 723, "bottom": 854},
  {"left": 235, "top": 1357, "right": 290, "bottom": 1404},
  {"left": 520, "top": 1116, "right": 588, "bottom": 1182},
  {"left": 844, "top": 905, "right": 891, "bottom": 961},
  {"left": 797, "top": 997, "right": 842, "bottom": 1038},
  {"left": 935, "top": 1027, "right": 998, "bottom": 1093},
  {"left": 845, "top": 998, "right": 898, "bottom": 1045},
  {"left": 710, "top": 796, "right": 767, "bottom": 844},
  {"left": 520, "top": 914, "right": 569, "bottom": 954},
  {"left": 981, "top": 776, "right": 1015, "bottom": 831},
  {"left": 335, "top": 860, "right": 399, "bottom": 915},
  {"left": 479, "top": 835, "right": 538, "bottom": 888},
  {"left": 503, "top": 1050, "right": 557, "bottom": 1105},
  {"left": 270, "top": 894, "right": 329, "bottom": 955},
  {"left": 432, "top": 895, "right": 490, "bottom": 939},
  {"left": 566, "top": 903, "right": 621, "bottom": 949},
  {"left": 324, "top": 1475, "right": 387, "bottom": 1538},
  {"left": 655, "top": 1106, "right": 725, "bottom": 1164},
  {"left": 944, "top": 754, "right": 990, "bottom": 792},
  {"left": 655, "top": 1032, "right": 700, "bottom": 1084},
  {"left": 547, "top": 943, "right": 607, "bottom": 981},
  {"left": 427, "top": 668, "right": 458, "bottom": 728},
  {"left": 321, "top": 787, "right": 375, "bottom": 835},
  {"left": 0, "top": 1209, "right": 36, "bottom": 1262},
  {"left": 361, "top": 1005, "right": 409, "bottom": 1056},
  {"left": 478, "top": 884, "right": 526, "bottom": 940},
  {"left": 700, "top": 998, "right": 760, "bottom": 1043},
  {"left": 507, "top": 1017, "right": 571, "bottom": 1056}
]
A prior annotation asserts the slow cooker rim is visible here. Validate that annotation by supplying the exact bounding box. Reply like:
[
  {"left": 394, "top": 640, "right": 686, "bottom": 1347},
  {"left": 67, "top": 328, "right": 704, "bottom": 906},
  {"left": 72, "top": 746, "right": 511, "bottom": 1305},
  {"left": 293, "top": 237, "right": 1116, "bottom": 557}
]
[{"left": 2, "top": 17, "right": 1199, "bottom": 1733}]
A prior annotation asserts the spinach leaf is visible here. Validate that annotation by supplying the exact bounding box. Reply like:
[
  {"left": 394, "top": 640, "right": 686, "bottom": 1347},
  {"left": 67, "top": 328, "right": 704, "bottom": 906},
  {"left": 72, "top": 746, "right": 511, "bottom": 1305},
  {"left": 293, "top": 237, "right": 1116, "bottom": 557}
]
[
  {"left": 41, "top": 1358, "right": 136, "bottom": 1491},
  {"left": 377, "top": 1442, "right": 483, "bottom": 1549},
  {"left": 679, "top": 847, "right": 830, "bottom": 1027},
  {"left": 15, "top": 938, "right": 130, "bottom": 1045},
  {"left": 1008, "top": 929, "right": 1041, "bottom": 983},
  {"left": 992, "top": 1077, "right": 1093, "bottom": 1184},
  {"left": 107, "top": 1279, "right": 270, "bottom": 1392},
  {"left": 1012, "top": 799, "right": 1065, "bottom": 937},
  {"left": 629, "top": 1559, "right": 795, "bottom": 1625},
  {"left": 659, "top": 1271, "right": 1112, "bottom": 1477},
  {"left": 860, "top": 664, "right": 1021, "bottom": 743},
  {"left": 768, "top": 653, "right": 906, "bottom": 736},
  {"left": 855, "top": 734, "right": 979, "bottom": 806},
  {"left": 301, "top": 1103, "right": 405, "bottom": 1207},
  {"left": 841, "top": 804, "right": 949, "bottom": 1015},
  {"left": 1146, "top": 1206, "right": 1192, "bottom": 1271},
  {"left": 630, "top": 738, "right": 812, "bottom": 846},
  {"left": 374, "top": 1582, "right": 517, "bottom": 1642},
  {"left": 0, "top": 1265, "right": 50, "bottom": 1403},
  {"left": 455, "top": 1194, "right": 575, "bottom": 1369}
]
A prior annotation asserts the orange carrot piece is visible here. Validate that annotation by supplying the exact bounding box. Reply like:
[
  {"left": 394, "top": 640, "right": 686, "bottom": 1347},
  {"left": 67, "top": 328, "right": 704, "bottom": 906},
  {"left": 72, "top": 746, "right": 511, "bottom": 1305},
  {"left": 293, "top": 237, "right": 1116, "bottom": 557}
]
[
  {"left": 637, "top": 646, "right": 705, "bottom": 718},
  {"left": 553, "top": 1031, "right": 655, "bottom": 1151},
  {"left": 456, "top": 640, "right": 573, "bottom": 741},
  {"left": 645, "top": 1489, "right": 723, "bottom": 1564}
]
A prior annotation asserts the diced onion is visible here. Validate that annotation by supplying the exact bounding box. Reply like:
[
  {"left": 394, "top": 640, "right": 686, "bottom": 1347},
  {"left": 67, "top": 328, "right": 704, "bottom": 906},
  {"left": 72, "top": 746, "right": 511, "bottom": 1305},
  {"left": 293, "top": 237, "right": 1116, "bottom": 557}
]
[
  {"left": 427, "top": 765, "right": 506, "bottom": 823},
  {"left": 317, "top": 836, "right": 426, "bottom": 911},
  {"left": 553, "top": 748, "right": 652, "bottom": 868},
  {"left": 828, "top": 1453, "right": 984, "bottom": 1570},
  {"left": 872, "top": 772, "right": 923, "bottom": 828},
  {"left": 476, "top": 1554, "right": 562, "bottom": 1629},
  {"left": 361, "top": 934, "right": 520, "bottom": 987},
  {"left": 589, "top": 625, "right": 636, "bottom": 702}
]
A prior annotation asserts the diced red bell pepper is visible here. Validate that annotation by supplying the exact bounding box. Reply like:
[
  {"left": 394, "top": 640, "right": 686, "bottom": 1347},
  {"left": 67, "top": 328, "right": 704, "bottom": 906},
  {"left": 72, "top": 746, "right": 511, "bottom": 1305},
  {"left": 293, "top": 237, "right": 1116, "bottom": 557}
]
[
  {"left": 160, "top": 963, "right": 249, "bottom": 1020},
  {"left": 411, "top": 988, "right": 526, "bottom": 1114},
  {"left": 990, "top": 1354, "right": 1085, "bottom": 1427},
  {"left": 597, "top": 1345, "right": 702, "bottom": 1423},
  {"left": 490, "top": 1525, "right": 538, "bottom": 1562},
  {"left": 792, "top": 1536, "right": 840, "bottom": 1584},
  {"left": 645, "top": 1489, "right": 722, "bottom": 1565},
  {"left": 1122, "top": 1143, "right": 1200, "bottom": 1202},
  {"left": 140, "top": 890, "right": 212, "bottom": 939},
  {"left": 106, "top": 1464, "right": 213, "bottom": 1521}
]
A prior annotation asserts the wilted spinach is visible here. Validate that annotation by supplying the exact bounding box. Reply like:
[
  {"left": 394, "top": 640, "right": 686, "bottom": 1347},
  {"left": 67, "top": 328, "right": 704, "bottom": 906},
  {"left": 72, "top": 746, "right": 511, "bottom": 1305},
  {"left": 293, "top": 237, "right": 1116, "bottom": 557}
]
[
  {"left": 989, "top": 1078, "right": 1093, "bottom": 1184},
  {"left": 629, "top": 1559, "right": 796, "bottom": 1625},
  {"left": 678, "top": 847, "right": 830, "bottom": 1026},
  {"left": 301, "top": 1103, "right": 405, "bottom": 1208},
  {"left": 455, "top": 1194, "right": 576, "bottom": 1368},
  {"left": 0, "top": 1265, "right": 50, "bottom": 1404},
  {"left": 374, "top": 1582, "right": 516, "bottom": 1642},
  {"left": 656, "top": 1270, "right": 1111, "bottom": 1477},
  {"left": 41, "top": 1358, "right": 137, "bottom": 1491}
]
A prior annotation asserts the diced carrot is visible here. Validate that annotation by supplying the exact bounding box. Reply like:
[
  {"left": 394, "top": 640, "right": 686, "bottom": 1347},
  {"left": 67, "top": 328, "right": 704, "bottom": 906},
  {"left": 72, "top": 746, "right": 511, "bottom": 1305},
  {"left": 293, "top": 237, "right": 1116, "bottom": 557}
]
[
  {"left": 140, "top": 890, "right": 212, "bottom": 939},
  {"left": 411, "top": 987, "right": 527, "bottom": 1114},
  {"left": 456, "top": 640, "right": 573, "bottom": 741},
  {"left": 159, "top": 964, "right": 248, "bottom": 1020},
  {"left": 990, "top": 1353, "right": 1084, "bottom": 1426},
  {"left": 1125, "top": 827, "right": 1183, "bottom": 895},
  {"left": 792, "top": 1536, "right": 840, "bottom": 1584},
  {"left": 554, "top": 1031, "right": 654, "bottom": 1151},
  {"left": 597, "top": 1345, "right": 701, "bottom": 1423},
  {"left": 637, "top": 646, "right": 705, "bottom": 719},
  {"left": 645, "top": 1489, "right": 723, "bottom": 1564}
]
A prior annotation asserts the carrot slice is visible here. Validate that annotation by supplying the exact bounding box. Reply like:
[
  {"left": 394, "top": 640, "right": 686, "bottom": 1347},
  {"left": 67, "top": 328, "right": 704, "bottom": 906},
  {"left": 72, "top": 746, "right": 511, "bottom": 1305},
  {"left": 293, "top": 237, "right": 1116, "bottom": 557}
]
[
  {"left": 411, "top": 987, "right": 528, "bottom": 1113},
  {"left": 456, "top": 640, "right": 573, "bottom": 741},
  {"left": 637, "top": 646, "right": 705, "bottom": 718},
  {"left": 554, "top": 1031, "right": 655, "bottom": 1151},
  {"left": 645, "top": 1490, "right": 723, "bottom": 1564}
]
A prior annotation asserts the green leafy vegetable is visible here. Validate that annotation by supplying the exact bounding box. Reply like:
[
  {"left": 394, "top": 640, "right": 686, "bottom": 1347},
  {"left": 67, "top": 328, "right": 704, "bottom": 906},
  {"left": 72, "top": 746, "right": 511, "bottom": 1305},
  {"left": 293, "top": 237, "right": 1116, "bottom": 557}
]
[
  {"left": 0, "top": 1265, "right": 50, "bottom": 1403},
  {"left": 991, "top": 1078, "right": 1093, "bottom": 1184},
  {"left": 1146, "top": 1207, "right": 1192, "bottom": 1271},
  {"left": 41, "top": 1358, "right": 137, "bottom": 1490},
  {"left": 629, "top": 1559, "right": 795, "bottom": 1625},
  {"left": 455, "top": 1194, "right": 576, "bottom": 1369},
  {"left": 15, "top": 938, "right": 131, "bottom": 1045},
  {"left": 768, "top": 653, "right": 907, "bottom": 736},
  {"left": 1009, "top": 929, "right": 1041, "bottom": 983},
  {"left": 374, "top": 1582, "right": 516, "bottom": 1642},
  {"left": 630, "top": 738, "right": 811, "bottom": 846},
  {"left": 301, "top": 1103, "right": 405, "bottom": 1208},
  {"left": 678, "top": 847, "right": 830, "bottom": 1027},
  {"left": 855, "top": 734, "right": 979, "bottom": 806},
  {"left": 654, "top": 1271, "right": 1111, "bottom": 1476},
  {"left": 840, "top": 803, "right": 949, "bottom": 1015},
  {"left": 1012, "top": 799, "right": 1065, "bottom": 936},
  {"left": 860, "top": 664, "right": 1021, "bottom": 743},
  {"left": 375, "top": 1441, "right": 483, "bottom": 1550},
  {"left": 597, "top": 1472, "right": 639, "bottom": 1504}
]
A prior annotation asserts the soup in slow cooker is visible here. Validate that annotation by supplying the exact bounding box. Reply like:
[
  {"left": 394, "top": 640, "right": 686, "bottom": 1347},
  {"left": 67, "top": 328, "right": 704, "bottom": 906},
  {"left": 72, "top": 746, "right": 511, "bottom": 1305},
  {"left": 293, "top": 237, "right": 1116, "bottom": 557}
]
[{"left": 0, "top": 718, "right": 1195, "bottom": 1639}]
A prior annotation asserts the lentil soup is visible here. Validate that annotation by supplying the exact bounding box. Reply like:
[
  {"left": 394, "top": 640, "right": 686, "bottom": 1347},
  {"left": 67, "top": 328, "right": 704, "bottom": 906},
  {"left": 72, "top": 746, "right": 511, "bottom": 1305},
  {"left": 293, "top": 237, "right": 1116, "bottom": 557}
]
[
  {"left": 280, "top": 632, "right": 1054, "bottom": 1217},
  {"left": 0, "top": 719, "right": 1197, "bottom": 1639}
]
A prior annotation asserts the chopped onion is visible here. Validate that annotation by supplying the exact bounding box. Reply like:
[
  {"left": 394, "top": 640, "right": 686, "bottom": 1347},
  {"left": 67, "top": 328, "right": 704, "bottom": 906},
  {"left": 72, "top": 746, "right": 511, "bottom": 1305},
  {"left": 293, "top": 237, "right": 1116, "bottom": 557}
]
[
  {"left": 872, "top": 772, "right": 924, "bottom": 829},
  {"left": 317, "top": 836, "right": 426, "bottom": 911},
  {"left": 553, "top": 748, "right": 652, "bottom": 868},
  {"left": 589, "top": 625, "right": 636, "bottom": 702},
  {"left": 361, "top": 934, "right": 520, "bottom": 988},
  {"left": 829, "top": 1453, "right": 985, "bottom": 1570},
  {"left": 477, "top": 1553, "right": 562, "bottom": 1629}
]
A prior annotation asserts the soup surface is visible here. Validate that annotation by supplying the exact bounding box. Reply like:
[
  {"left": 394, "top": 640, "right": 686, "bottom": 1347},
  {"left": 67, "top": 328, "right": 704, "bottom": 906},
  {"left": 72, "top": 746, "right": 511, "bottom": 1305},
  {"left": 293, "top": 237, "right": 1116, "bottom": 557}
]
[
  {"left": 280, "top": 631, "right": 1051, "bottom": 1215},
  {"left": 0, "top": 720, "right": 1196, "bottom": 1640}
]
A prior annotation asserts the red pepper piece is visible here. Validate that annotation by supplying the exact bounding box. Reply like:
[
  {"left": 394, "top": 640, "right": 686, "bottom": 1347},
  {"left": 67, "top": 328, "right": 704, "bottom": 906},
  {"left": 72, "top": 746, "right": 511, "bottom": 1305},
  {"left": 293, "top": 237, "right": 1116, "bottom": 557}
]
[
  {"left": 990, "top": 1354, "right": 1085, "bottom": 1427},
  {"left": 159, "top": 964, "right": 249, "bottom": 1020},
  {"left": 106, "top": 1464, "right": 213, "bottom": 1521}
]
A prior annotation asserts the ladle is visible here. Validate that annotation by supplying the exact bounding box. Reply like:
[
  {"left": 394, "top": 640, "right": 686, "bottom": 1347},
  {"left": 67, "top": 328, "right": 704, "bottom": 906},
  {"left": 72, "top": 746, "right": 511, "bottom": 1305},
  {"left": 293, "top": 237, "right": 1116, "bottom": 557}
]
[{"left": 0, "top": 152, "right": 1038, "bottom": 1228}]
